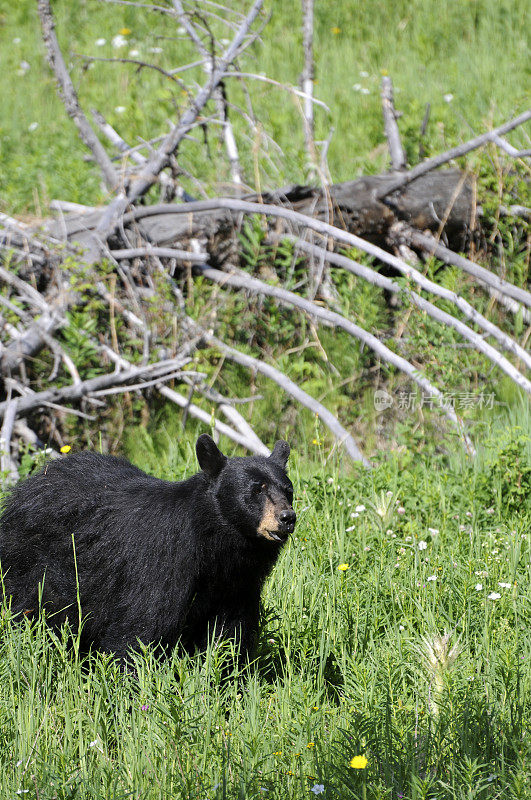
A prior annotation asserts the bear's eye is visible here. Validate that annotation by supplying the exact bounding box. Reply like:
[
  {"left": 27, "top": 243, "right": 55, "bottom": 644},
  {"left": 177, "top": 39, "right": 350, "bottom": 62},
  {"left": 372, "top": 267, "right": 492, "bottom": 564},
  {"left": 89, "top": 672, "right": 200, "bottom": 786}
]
[{"left": 252, "top": 482, "right": 267, "bottom": 495}]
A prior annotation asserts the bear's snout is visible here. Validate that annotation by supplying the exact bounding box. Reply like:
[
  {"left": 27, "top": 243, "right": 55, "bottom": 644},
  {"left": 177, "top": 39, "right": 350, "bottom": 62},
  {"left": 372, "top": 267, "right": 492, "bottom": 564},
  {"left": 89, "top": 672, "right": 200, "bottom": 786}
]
[{"left": 278, "top": 508, "right": 296, "bottom": 534}]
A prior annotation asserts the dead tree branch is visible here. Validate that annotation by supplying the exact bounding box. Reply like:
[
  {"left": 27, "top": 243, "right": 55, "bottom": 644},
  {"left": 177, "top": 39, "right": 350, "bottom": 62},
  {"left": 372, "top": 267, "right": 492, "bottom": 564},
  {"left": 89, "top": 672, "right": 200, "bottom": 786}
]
[
  {"left": 196, "top": 264, "right": 475, "bottom": 454},
  {"left": 374, "top": 109, "right": 531, "bottom": 199},
  {"left": 36, "top": 0, "right": 118, "bottom": 191},
  {"left": 381, "top": 76, "right": 406, "bottom": 171},
  {"left": 95, "top": 0, "right": 265, "bottom": 237}
]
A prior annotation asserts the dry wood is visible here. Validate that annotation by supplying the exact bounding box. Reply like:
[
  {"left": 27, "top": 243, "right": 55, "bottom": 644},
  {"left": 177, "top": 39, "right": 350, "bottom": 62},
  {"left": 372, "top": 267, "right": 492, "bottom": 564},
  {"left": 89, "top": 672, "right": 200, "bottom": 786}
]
[
  {"left": 172, "top": 0, "right": 243, "bottom": 186},
  {"left": 201, "top": 330, "right": 371, "bottom": 465},
  {"left": 0, "top": 357, "right": 190, "bottom": 421},
  {"left": 300, "top": 0, "right": 315, "bottom": 163},
  {"left": 95, "top": 0, "right": 265, "bottom": 237},
  {"left": 196, "top": 264, "right": 475, "bottom": 453},
  {"left": 36, "top": 0, "right": 118, "bottom": 192},
  {"left": 123, "top": 197, "right": 530, "bottom": 312},
  {"left": 279, "top": 234, "right": 531, "bottom": 376},
  {"left": 381, "top": 76, "right": 406, "bottom": 171},
  {"left": 374, "top": 109, "right": 531, "bottom": 200},
  {"left": 400, "top": 225, "right": 531, "bottom": 311}
]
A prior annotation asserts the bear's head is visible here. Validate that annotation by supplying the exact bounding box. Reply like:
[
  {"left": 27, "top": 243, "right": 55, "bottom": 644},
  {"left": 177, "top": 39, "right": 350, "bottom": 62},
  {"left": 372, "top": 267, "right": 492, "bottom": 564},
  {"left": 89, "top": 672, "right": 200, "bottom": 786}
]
[{"left": 196, "top": 434, "right": 296, "bottom": 544}]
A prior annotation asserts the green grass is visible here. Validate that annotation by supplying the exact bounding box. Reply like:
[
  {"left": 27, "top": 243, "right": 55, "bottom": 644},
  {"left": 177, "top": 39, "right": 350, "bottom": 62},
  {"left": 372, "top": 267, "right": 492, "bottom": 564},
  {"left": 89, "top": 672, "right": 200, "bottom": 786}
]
[
  {"left": 0, "top": 0, "right": 529, "bottom": 213},
  {"left": 1, "top": 428, "right": 530, "bottom": 799}
]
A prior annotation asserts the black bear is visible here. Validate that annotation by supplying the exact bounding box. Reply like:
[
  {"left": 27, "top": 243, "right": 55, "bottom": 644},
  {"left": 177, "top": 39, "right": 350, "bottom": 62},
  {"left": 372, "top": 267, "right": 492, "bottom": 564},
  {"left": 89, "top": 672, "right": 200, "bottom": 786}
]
[{"left": 0, "top": 435, "right": 296, "bottom": 662}]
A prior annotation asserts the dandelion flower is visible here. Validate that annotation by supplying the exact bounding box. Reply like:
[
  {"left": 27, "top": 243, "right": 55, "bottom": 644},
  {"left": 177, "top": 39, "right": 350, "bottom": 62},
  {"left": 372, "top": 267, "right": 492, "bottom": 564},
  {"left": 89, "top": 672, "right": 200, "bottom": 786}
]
[
  {"left": 331, "top": 26, "right": 341, "bottom": 34},
  {"left": 338, "top": 563, "right": 349, "bottom": 571},
  {"left": 350, "top": 755, "right": 368, "bottom": 769},
  {"left": 119, "top": 27, "right": 132, "bottom": 35},
  {"left": 60, "top": 445, "right": 71, "bottom": 454},
  {"left": 488, "top": 592, "right": 501, "bottom": 600}
]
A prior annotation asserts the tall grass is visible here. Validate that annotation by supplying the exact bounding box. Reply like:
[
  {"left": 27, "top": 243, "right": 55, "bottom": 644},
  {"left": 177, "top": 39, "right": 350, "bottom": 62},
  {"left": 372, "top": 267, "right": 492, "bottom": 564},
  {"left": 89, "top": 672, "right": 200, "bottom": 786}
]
[{"left": 1, "top": 426, "right": 529, "bottom": 798}]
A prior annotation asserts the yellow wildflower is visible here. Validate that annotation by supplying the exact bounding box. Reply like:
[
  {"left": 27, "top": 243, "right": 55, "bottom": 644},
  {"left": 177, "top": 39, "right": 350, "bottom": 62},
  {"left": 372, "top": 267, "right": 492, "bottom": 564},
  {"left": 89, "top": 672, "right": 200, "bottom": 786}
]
[
  {"left": 350, "top": 755, "right": 368, "bottom": 769},
  {"left": 331, "top": 26, "right": 341, "bottom": 34},
  {"left": 338, "top": 563, "right": 349, "bottom": 571},
  {"left": 60, "top": 445, "right": 71, "bottom": 454},
  {"left": 119, "top": 27, "right": 131, "bottom": 35}
]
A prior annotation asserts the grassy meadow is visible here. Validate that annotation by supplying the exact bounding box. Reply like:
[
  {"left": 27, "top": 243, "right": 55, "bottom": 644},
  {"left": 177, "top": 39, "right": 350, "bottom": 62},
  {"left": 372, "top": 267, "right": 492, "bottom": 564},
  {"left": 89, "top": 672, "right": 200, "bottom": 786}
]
[
  {"left": 0, "top": 0, "right": 530, "bottom": 212},
  {"left": 1, "top": 421, "right": 530, "bottom": 799},
  {"left": 0, "top": 1, "right": 531, "bottom": 798}
]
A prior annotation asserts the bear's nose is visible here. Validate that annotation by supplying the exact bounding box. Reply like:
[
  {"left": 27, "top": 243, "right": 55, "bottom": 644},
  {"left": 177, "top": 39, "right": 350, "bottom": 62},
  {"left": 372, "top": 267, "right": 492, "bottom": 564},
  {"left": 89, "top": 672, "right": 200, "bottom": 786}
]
[{"left": 279, "top": 508, "right": 296, "bottom": 532}]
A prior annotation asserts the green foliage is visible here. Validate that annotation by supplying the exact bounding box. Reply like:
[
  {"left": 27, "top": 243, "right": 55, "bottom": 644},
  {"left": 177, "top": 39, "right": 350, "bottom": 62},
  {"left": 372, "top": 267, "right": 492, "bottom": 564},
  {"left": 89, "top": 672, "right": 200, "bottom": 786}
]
[{"left": 1, "top": 429, "right": 530, "bottom": 798}]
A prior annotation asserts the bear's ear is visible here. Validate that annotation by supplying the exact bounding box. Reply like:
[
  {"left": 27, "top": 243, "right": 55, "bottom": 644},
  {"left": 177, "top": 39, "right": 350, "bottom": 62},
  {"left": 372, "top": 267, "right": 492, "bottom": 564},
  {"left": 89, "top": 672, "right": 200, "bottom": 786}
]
[
  {"left": 196, "top": 434, "right": 227, "bottom": 478},
  {"left": 269, "top": 440, "right": 290, "bottom": 468}
]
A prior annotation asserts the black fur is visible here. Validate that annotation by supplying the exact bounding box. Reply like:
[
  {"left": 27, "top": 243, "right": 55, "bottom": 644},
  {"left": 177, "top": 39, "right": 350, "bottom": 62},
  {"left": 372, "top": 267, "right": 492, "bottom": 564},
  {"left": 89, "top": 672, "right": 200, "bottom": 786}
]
[{"left": 0, "top": 435, "right": 295, "bottom": 662}]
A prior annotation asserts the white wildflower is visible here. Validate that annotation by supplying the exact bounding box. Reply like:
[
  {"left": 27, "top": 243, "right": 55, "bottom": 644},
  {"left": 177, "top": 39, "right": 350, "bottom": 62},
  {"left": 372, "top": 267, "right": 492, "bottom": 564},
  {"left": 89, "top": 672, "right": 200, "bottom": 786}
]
[
  {"left": 28, "top": 122, "right": 39, "bottom": 132},
  {"left": 360, "top": 87, "right": 370, "bottom": 94},
  {"left": 475, "top": 583, "right": 483, "bottom": 591},
  {"left": 355, "top": 504, "right": 366, "bottom": 512},
  {"left": 129, "top": 49, "right": 140, "bottom": 57},
  {"left": 115, "top": 106, "right": 126, "bottom": 114},
  {"left": 95, "top": 38, "right": 106, "bottom": 46},
  {"left": 427, "top": 575, "right": 437, "bottom": 582},
  {"left": 149, "top": 46, "right": 163, "bottom": 54},
  {"left": 488, "top": 592, "right": 501, "bottom": 600},
  {"left": 418, "top": 541, "right": 428, "bottom": 550},
  {"left": 444, "top": 93, "right": 454, "bottom": 103},
  {"left": 360, "top": 70, "right": 369, "bottom": 77},
  {"left": 311, "top": 786, "right": 325, "bottom": 795},
  {"left": 112, "top": 35, "right": 127, "bottom": 49},
  {"left": 498, "top": 582, "right": 511, "bottom": 589},
  {"left": 428, "top": 527, "right": 439, "bottom": 536}
]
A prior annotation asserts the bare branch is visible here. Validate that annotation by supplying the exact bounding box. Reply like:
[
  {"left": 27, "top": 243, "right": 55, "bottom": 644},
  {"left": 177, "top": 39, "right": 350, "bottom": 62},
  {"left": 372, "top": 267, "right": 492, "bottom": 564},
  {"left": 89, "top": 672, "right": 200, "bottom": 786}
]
[
  {"left": 0, "top": 357, "right": 190, "bottom": 421},
  {"left": 125, "top": 198, "right": 531, "bottom": 311},
  {"left": 0, "top": 395, "right": 19, "bottom": 484},
  {"left": 202, "top": 330, "right": 370, "bottom": 465},
  {"left": 400, "top": 225, "right": 531, "bottom": 312},
  {"left": 381, "top": 76, "right": 406, "bottom": 171},
  {"left": 491, "top": 135, "right": 531, "bottom": 159},
  {"left": 374, "top": 109, "right": 531, "bottom": 199},
  {"left": 36, "top": 0, "right": 118, "bottom": 191},
  {"left": 197, "top": 264, "right": 475, "bottom": 453},
  {"left": 300, "top": 0, "right": 315, "bottom": 164},
  {"left": 278, "top": 233, "right": 531, "bottom": 378},
  {"left": 96, "top": 0, "right": 264, "bottom": 237}
]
